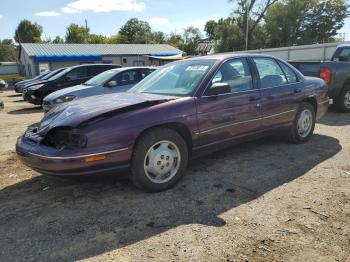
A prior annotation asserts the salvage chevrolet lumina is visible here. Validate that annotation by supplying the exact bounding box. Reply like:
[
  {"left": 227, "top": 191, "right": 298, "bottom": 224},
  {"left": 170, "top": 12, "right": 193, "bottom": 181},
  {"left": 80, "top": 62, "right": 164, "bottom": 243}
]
[{"left": 16, "top": 54, "right": 329, "bottom": 192}]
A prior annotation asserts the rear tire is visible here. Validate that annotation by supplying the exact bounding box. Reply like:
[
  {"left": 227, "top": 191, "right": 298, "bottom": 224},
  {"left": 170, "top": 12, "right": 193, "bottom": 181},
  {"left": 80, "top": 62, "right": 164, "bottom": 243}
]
[
  {"left": 335, "top": 86, "right": 350, "bottom": 113},
  {"left": 131, "top": 128, "right": 189, "bottom": 192},
  {"left": 288, "top": 102, "right": 315, "bottom": 144}
]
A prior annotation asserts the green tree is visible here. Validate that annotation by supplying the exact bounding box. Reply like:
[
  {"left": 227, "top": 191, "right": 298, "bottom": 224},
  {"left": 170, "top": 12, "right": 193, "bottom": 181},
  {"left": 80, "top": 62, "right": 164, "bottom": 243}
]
[
  {"left": 0, "top": 39, "right": 17, "bottom": 61},
  {"left": 182, "top": 26, "right": 202, "bottom": 55},
  {"left": 204, "top": 20, "right": 218, "bottom": 40},
  {"left": 265, "top": 0, "right": 348, "bottom": 47},
  {"left": 213, "top": 18, "right": 245, "bottom": 52},
  {"left": 65, "top": 23, "right": 89, "bottom": 43},
  {"left": 118, "top": 18, "right": 152, "bottom": 43},
  {"left": 105, "top": 34, "right": 128, "bottom": 44},
  {"left": 14, "top": 20, "right": 42, "bottom": 43},
  {"left": 150, "top": 31, "right": 167, "bottom": 44},
  {"left": 230, "top": 0, "right": 279, "bottom": 49},
  {"left": 167, "top": 33, "right": 184, "bottom": 49},
  {"left": 52, "top": 36, "right": 65, "bottom": 43},
  {"left": 302, "top": 0, "right": 348, "bottom": 44},
  {"left": 88, "top": 34, "right": 107, "bottom": 44}
]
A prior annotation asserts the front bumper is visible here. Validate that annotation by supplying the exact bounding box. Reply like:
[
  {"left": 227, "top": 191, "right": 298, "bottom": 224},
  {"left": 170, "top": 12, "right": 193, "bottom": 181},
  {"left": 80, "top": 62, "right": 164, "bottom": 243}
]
[
  {"left": 42, "top": 101, "right": 55, "bottom": 112},
  {"left": 16, "top": 133, "right": 132, "bottom": 176},
  {"left": 23, "top": 90, "right": 41, "bottom": 105}
]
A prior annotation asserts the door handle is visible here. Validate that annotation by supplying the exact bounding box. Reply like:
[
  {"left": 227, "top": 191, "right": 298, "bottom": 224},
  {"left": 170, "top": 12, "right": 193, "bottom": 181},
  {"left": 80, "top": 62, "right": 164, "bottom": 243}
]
[
  {"left": 294, "top": 88, "right": 302, "bottom": 93},
  {"left": 249, "top": 95, "right": 261, "bottom": 101}
]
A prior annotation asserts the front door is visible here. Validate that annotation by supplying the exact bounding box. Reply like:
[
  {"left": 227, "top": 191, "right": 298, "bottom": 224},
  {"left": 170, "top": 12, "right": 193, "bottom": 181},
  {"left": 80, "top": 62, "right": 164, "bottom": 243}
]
[{"left": 196, "top": 58, "right": 262, "bottom": 146}]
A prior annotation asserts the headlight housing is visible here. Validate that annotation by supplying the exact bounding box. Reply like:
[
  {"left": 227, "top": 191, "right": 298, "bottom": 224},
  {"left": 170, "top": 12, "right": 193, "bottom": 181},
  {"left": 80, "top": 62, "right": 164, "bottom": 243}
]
[
  {"left": 54, "top": 95, "right": 76, "bottom": 104},
  {"left": 43, "top": 128, "right": 88, "bottom": 149},
  {"left": 29, "top": 84, "right": 45, "bottom": 90}
]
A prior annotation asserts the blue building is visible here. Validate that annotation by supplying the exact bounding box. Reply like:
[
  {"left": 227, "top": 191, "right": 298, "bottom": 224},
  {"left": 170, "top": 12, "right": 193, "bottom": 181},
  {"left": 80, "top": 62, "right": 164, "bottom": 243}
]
[{"left": 19, "top": 43, "right": 183, "bottom": 78}]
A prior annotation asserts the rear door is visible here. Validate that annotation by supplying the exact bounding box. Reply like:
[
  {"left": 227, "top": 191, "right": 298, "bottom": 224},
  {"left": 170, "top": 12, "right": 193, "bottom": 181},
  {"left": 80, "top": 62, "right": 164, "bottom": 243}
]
[
  {"left": 196, "top": 57, "right": 262, "bottom": 146},
  {"left": 252, "top": 57, "right": 304, "bottom": 128}
]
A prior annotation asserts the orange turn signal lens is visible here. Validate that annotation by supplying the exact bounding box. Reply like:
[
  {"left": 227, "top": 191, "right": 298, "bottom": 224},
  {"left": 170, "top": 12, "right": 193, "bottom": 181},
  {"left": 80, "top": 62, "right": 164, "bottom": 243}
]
[{"left": 84, "top": 155, "right": 107, "bottom": 163}]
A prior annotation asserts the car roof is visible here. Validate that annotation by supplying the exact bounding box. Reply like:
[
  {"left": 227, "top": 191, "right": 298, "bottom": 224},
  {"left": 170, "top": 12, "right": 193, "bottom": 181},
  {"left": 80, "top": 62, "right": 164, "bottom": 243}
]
[
  {"left": 69, "top": 63, "right": 121, "bottom": 69},
  {"left": 108, "top": 66, "right": 157, "bottom": 72},
  {"left": 187, "top": 53, "right": 281, "bottom": 61}
]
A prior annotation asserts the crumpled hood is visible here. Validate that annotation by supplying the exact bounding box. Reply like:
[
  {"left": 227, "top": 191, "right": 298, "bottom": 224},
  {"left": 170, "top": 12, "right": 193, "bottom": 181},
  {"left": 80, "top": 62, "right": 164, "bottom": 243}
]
[
  {"left": 44, "top": 84, "right": 96, "bottom": 101},
  {"left": 38, "top": 92, "right": 177, "bottom": 135}
]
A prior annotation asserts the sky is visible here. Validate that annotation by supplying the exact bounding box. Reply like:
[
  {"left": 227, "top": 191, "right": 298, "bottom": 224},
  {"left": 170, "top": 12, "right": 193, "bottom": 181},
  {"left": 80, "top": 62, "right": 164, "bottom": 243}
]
[{"left": 0, "top": 0, "right": 349, "bottom": 41}]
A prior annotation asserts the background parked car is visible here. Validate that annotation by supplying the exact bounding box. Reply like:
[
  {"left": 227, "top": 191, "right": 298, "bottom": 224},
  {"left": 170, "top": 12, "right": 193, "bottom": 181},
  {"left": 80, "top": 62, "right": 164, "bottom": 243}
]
[
  {"left": 17, "top": 54, "right": 328, "bottom": 192},
  {"left": 23, "top": 64, "right": 121, "bottom": 105},
  {"left": 19, "top": 68, "right": 67, "bottom": 94},
  {"left": 42, "top": 67, "right": 156, "bottom": 112},
  {"left": 0, "top": 79, "right": 8, "bottom": 90},
  {"left": 14, "top": 70, "right": 52, "bottom": 93},
  {"left": 289, "top": 44, "right": 350, "bottom": 112}
]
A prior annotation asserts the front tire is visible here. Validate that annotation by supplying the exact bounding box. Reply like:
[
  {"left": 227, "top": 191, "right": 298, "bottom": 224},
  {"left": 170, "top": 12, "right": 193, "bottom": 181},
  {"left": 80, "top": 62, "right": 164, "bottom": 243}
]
[
  {"left": 288, "top": 102, "right": 316, "bottom": 144},
  {"left": 131, "top": 128, "right": 189, "bottom": 192},
  {"left": 335, "top": 86, "right": 350, "bottom": 113}
]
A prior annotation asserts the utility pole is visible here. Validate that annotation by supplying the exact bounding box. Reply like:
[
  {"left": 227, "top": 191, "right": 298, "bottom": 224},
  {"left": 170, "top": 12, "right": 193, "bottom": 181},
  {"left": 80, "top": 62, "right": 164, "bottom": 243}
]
[
  {"left": 245, "top": 0, "right": 250, "bottom": 51},
  {"left": 85, "top": 19, "right": 88, "bottom": 43}
]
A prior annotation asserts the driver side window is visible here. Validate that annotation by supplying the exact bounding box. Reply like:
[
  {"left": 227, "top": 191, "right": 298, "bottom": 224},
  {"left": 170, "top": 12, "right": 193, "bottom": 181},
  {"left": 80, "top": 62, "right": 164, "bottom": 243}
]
[{"left": 212, "top": 58, "right": 253, "bottom": 92}]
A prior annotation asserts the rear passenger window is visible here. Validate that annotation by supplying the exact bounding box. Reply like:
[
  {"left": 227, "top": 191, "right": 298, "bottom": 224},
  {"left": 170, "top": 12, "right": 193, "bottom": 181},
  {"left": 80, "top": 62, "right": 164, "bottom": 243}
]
[
  {"left": 140, "top": 69, "right": 155, "bottom": 79},
  {"left": 118, "top": 70, "right": 138, "bottom": 86},
  {"left": 253, "top": 58, "right": 287, "bottom": 88},
  {"left": 66, "top": 67, "right": 88, "bottom": 80},
  {"left": 88, "top": 66, "right": 109, "bottom": 76},
  {"left": 212, "top": 58, "right": 253, "bottom": 92},
  {"left": 278, "top": 61, "right": 298, "bottom": 83}
]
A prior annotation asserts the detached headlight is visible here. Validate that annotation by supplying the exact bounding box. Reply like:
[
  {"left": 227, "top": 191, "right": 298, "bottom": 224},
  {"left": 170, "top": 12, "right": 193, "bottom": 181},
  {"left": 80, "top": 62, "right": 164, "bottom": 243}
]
[
  {"left": 29, "top": 84, "right": 45, "bottom": 90},
  {"left": 54, "top": 95, "right": 76, "bottom": 104}
]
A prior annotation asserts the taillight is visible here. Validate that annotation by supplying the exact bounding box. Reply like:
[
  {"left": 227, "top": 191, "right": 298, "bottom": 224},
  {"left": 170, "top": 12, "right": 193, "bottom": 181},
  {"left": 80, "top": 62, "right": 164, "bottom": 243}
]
[{"left": 320, "top": 67, "right": 332, "bottom": 84}]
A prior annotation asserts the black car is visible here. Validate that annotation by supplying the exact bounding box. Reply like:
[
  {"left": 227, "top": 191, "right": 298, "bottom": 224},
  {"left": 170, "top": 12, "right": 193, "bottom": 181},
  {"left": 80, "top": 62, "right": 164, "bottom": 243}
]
[
  {"left": 14, "top": 71, "right": 51, "bottom": 93},
  {"left": 23, "top": 64, "right": 121, "bottom": 105},
  {"left": 16, "top": 68, "right": 67, "bottom": 93}
]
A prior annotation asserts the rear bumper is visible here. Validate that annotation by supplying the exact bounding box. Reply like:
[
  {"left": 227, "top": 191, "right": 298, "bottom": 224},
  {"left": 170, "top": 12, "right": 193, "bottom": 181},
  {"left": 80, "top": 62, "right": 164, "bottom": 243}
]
[
  {"left": 316, "top": 98, "right": 329, "bottom": 120},
  {"left": 16, "top": 135, "right": 132, "bottom": 176}
]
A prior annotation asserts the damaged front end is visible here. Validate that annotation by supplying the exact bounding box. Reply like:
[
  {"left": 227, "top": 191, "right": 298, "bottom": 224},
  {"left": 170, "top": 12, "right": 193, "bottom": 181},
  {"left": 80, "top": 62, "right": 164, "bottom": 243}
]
[{"left": 24, "top": 125, "right": 88, "bottom": 150}]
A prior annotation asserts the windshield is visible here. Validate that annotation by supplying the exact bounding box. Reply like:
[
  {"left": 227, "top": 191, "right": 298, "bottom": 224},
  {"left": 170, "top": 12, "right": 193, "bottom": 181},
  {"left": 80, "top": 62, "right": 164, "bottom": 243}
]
[
  {"left": 84, "top": 69, "right": 118, "bottom": 86},
  {"left": 129, "top": 60, "right": 216, "bottom": 96},
  {"left": 42, "top": 68, "right": 66, "bottom": 80},
  {"left": 48, "top": 67, "right": 71, "bottom": 81}
]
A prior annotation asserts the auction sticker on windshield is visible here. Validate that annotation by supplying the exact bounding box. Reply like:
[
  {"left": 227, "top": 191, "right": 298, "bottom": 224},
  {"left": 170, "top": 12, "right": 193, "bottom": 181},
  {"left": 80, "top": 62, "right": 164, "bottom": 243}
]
[{"left": 185, "top": 66, "right": 209, "bottom": 71}]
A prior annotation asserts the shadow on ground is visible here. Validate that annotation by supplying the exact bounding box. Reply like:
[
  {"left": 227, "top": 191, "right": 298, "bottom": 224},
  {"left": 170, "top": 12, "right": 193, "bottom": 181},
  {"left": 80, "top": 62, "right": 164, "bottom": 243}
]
[
  {"left": 317, "top": 109, "right": 350, "bottom": 126},
  {"left": 7, "top": 107, "right": 43, "bottom": 115},
  {"left": 0, "top": 134, "right": 341, "bottom": 261},
  {"left": 7, "top": 94, "right": 22, "bottom": 98}
]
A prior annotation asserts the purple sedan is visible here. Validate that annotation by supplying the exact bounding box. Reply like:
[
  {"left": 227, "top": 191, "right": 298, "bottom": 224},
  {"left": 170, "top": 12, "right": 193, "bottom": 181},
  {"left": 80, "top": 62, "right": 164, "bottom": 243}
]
[{"left": 16, "top": 54, "right": 329, "bottom": 192}]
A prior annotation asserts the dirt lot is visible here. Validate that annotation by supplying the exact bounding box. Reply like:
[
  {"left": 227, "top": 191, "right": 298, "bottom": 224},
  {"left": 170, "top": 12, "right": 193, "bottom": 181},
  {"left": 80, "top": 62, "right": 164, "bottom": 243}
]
[{"left": 0, "top": 89, "right": 349, "bottom": 262}]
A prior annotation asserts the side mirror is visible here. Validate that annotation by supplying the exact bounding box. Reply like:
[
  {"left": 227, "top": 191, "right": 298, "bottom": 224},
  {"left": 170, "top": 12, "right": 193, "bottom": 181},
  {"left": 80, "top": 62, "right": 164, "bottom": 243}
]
[
  {"left": 106, "top": 80, "right": 117, "bottom": 87},
  {"left": 207, "top": 82, "right": 231, "bottom": 96},
  {"left": 64, "top": 76, "right": 71, "bottom": 81}
]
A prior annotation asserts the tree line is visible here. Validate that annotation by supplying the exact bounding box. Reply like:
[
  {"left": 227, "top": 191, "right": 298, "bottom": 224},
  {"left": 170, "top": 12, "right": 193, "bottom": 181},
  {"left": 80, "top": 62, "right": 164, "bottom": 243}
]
[{"left": 0, "top": 0, "right": 348, "bottom": 62}]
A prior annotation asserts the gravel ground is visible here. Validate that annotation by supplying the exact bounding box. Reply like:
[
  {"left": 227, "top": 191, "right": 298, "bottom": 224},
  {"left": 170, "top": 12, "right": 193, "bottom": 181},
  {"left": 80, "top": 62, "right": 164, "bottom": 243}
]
[{"left": 0, "top": 90, "right": 349, "bottom": 262}]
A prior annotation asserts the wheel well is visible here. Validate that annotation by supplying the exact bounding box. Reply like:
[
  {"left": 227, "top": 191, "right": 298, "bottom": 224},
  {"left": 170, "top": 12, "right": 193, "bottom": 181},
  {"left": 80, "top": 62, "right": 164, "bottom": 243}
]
[
  {"left": 135, "top": 122, "right": 193, "bottom": 154},
  {"left": 302, "top": 97, "right": 317, "bottom": 113},
  {"left": 343, "top": 77, "right": 350, "bottom": 90}
]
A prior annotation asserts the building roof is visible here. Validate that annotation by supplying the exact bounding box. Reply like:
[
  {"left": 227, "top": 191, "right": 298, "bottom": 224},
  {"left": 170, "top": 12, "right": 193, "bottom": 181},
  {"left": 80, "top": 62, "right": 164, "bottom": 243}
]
[{"left": 20, "top": 43, "right": 182, "bottom": 56}]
